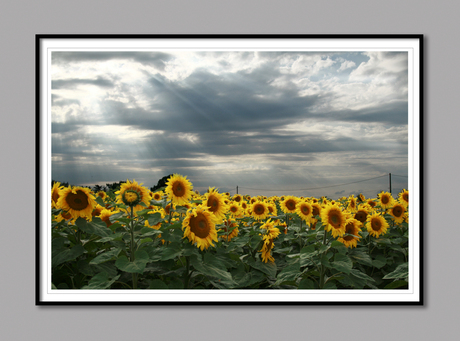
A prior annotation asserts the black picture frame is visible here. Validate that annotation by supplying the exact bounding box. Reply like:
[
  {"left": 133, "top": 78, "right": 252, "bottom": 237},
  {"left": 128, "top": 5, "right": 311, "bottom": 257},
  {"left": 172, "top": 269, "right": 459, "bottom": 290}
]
[{"left": 36, "top": 34, "right": 423, "bottom": 305}]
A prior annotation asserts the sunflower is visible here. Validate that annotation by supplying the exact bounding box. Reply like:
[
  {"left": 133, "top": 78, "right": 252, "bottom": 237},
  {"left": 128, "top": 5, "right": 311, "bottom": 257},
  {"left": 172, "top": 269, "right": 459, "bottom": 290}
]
[
  {"left": 219, "top": 219, "right": 239, "bottom": 241},
  {"left": 258, "top": 219, "right": 280, "bottom": 263},
  {"left": 260, "top": 238, "right": 275, "bottom": 263},
  {"left": 367, "top": 198, "right": 377, "bottom": 209},
  {"left": 358, "top": 193, "right": 366, "bottom": 203},
  {"left": 116, "top": 179, "right": 150, "bottom": 213},
  {"left": 99, "top": 208, "right": 119, "bottom": 228},
  {"left": 182, "top": 206, "right": 218, "bottom": 250},
  {"left": 57, "top": 186, "right": 97, "bottom": 221},
  {"left": 378, "top": 191, "right": 395, "bottom": 210},
  {"left": 91, "top": 204, "right": 105, "bottom": 217},
  {"left": 267, "top": 201, "right": 278, "bottom": 216},
  {"left": 311, "top": 202, "right": 322, "bottom": 218},
  {"left": 51, "top": 182, "right": 64, "bottom": 209},
  {"left": 337, "top": 218, "right": 362, "bottom": 248},
  {"left": 389, "top": 203, "right": 407, "bottom": 224},
  {"left": 251, "top": 200, "right": 270, "bottom": 220},
  {"left": 203, "top": 187, "right": 228, "bottom": 223},
  {"left": 366, "top": 212, "right": 389, "bottom": 238},
  {"left": 54, "top": 210, "right": 75, "bottom": 223},
  {"left": 347, "top": 195, "right": 357, "bottom": 212},
  {"left": 96, "top": 190, "right": 107, "bottom": 201},
  {"left": 280, "top": 196, "right": 298, "bottom": 214},
  {"left": 296, "top": 200, "right": 313, "bottom": 222},
  {"left": 151, "top": 191, "right": 164, "bottom": 201},
  {"left": 398, "top": 189, "right": 409, "bottom": 208},
  {"left": 353, "top": 204, "right": 371, "bottom": 224},
  {"left": 144, "top": 208, "right": 166, "bottom": 230},
  {"left": 228, "top": 202, "right": 243, "bottom": 218},
  {"left": 321, "top": 203, "right": 346, "bottom": 238},
  {"left": 165, "top": 174, "right": 193, "bottom": 205},
  {"left": 260, "top": 218, "right": 281, "bottom": 239}
]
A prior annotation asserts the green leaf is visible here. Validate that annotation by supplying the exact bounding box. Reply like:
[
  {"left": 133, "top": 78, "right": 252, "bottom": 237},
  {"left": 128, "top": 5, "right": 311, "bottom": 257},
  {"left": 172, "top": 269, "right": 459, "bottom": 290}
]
[
  {"left": 330, "top": 240, "right": 348, "bottom": 254},
  {"left": 89, "top": 248, "right": 121, "bottom": 265},
  {"left": 139, "top": 227, "right": 162, "bottom": 237},
  {"left": 109, "top": 212, "right": 125, "bottom": 223},
  {"left": 298, "top": 278, "right": 316, "bottom": 289},
  {"left": 350, "top": 269, "right": 376, "bottom": 283},
  {"left": 139, "top": 238, "right": 153, "bottom": 245},
  {"left": 191, "top": 254, "right": 236, "bottom": 287},
  {"left": 149, "top": 279, "right": 169, "bottom": 289},
  {"left": 330, "top": 254, "right": 353, "bottom": 274},
  {"left": 349, "top": 250, "right": 373, "bottom": 267},
  {"left": 372, "top": 254, "right": 387, "bottom": 269},
  {"left": 75, "top": 217, "right": 113, "bottom": 237},
  {"left": 275, "top": 262, "right": 301, "bottom": 285},
  {"left": 115, "top": 250, "right": 149, "bottom": 274},
  {"left": 97, "top": 232, "right": 125, "bottom": 243},
  {"left": 323, "top": 281, "right": 337, "bottom": 289},
  {"left": 95, "top": 196, "right": 105, "bottom": 207},
  {"left": 383, "top": 263, "right": 408, "bottom": 280},
  {"left": 168, "top": 278, "right": 184, "bottom": 289},
  {"left": 300, "top": 245, "right": 318, "bottom": 268},
  {"left": 384, "top": 280, "right": 408, "bottom": 289},
  {"left": 161, "top": 243, "right": 183, "bottom": 261},
  {"left": 147, "top": 212, "right": 164, "bottom": 226},
  {"left": 52, "top": 244, "right": 85, "bottom": 267},
  {"left": 82, "top": 272, "right": 120, "bottom": 289},
  {"left": 247, "top": 257, "right": 277, "bottom": 278}
]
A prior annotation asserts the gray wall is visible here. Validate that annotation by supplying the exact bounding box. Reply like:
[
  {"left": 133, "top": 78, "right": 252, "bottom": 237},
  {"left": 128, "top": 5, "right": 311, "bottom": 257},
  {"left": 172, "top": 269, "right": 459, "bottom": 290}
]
[{"left": 1, "top": 1, "right": 453, "bottom": 340}]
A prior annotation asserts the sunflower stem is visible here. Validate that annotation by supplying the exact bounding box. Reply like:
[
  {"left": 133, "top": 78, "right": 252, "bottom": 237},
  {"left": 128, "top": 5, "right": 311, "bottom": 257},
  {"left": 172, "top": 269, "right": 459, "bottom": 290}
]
[
  {"left": 319, "top": 230, "right": 328, "bottom": 289},
  {"left": 184, "top": 256, "right": 191, "bottom": 289},
  {"left": 130, "top": 206, "right": 138, "bottom": 289}
]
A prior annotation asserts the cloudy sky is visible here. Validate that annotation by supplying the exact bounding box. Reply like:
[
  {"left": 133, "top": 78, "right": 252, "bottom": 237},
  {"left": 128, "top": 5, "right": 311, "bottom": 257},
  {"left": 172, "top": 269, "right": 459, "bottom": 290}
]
[{"left": 51, "top": 50, "right": 409, "bottom": 198}]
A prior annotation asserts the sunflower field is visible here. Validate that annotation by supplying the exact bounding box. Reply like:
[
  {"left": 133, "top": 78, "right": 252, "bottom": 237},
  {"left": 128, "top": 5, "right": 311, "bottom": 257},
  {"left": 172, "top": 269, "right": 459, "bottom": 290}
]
[{"left": 51, "top": 174, "right": 410, "bottom": 290}]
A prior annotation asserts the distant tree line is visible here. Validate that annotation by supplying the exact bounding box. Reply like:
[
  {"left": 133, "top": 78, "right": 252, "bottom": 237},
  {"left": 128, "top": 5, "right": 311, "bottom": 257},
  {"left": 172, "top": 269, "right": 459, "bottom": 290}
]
[{"left": 51, "top": 174, "right": 173, "bottom": 193}]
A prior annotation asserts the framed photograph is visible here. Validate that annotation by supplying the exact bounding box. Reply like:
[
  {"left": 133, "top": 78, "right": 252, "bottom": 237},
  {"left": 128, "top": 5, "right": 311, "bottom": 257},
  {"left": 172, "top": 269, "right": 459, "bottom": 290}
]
[{"left": 36, "top": 34, "right": 423, "bottom": 305}]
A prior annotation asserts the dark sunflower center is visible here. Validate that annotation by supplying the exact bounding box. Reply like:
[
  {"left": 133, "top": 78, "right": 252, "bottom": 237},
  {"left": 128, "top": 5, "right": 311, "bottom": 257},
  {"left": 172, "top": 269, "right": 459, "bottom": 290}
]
[
  {"left": 371, "top": 218, "right": 382, "bottom": 231},
  {"left": 312, "top": 207, "right": 319, "bottom": 216},
  {"left": 382, "top": 196, "right": 389, "bottom": 204},
  {"left": 329, "top": 210, "right": 342, "bottom": 228},
  {"left": 286, "top": 200, "right": 296, "bottom": 211},
  {"left": 172, "top": 182, "right": 185, "bottom": 197},
  {"left": 343, "top": 223, "right": 356, "bottom": 241},
  {"left": 393, "top": 206, "right": 403, "bottom": 217},
  {"left": 66, "top": 190, "right": 89, "bottom": 210},
  {"left": 403, "top": 193, "right": 409, "bottom": 202},
  {"left": 254, "top": 204, "right": 265, "bottom": 215},
  {"left": 354, "top": 211, "right": 367, "bottom": 223},
  {"left": 301, "top": 205, "right": 310, "bottom": 215},
  {"left": 207, "top": 196, "right": 219, "bottom": 212},
  {"left": 62, "top": 211, "right": 72, "bottom": 219},
  {"left": 230, "top": 206, "right": 237, "bottom": 212},
  {"left": 235, "top": 196, "right": 241, "bottom": 202},
  {"left": 190, "top": 213, "right": 210, "bottom": 238}
]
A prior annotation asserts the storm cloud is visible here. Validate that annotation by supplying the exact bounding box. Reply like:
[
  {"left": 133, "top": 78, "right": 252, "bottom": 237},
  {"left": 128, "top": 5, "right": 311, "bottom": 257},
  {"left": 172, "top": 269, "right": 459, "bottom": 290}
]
[{"left": 50, "top": 50, "right": 409, "bottom": 197}]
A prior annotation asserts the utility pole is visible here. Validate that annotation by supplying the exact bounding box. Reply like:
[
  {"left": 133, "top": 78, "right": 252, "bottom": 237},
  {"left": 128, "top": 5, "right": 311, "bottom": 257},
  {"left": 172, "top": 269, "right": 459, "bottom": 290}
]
[
  {"left": 389, "top": 173, "right": 392, "bottom": 194},
  {"left": 236, "top": 186, "right": 238, "bottom": 194}
]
